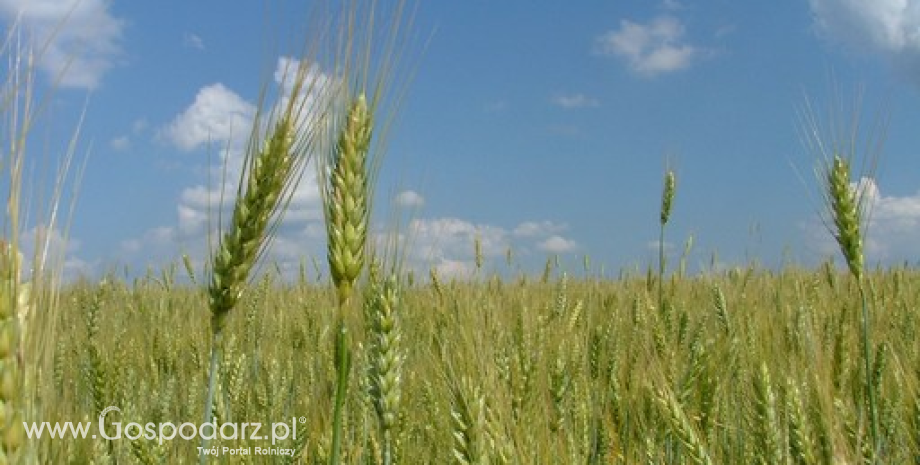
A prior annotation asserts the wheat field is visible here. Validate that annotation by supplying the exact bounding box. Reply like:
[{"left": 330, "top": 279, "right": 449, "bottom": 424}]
[
  {"left": 4, "top": 1, "right": 917, "bottom": 464},
  {"left": 24, "top": 261, "right": 920, "bottom": 463}
]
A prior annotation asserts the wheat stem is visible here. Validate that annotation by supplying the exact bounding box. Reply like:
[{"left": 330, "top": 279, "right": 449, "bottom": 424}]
[
  {"left": 323, "top": 92, "right": 373, "bottom": 465},
  {"left": 200, "top": 62, "right": 315, "bottom": 462},
  {"left": 658, "top": 169, "right": 675, "bottom": 318}
]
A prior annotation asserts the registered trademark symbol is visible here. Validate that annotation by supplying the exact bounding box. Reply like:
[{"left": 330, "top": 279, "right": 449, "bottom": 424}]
[{"left": 299, "top": 417, "right": 306, "bottom": 424}]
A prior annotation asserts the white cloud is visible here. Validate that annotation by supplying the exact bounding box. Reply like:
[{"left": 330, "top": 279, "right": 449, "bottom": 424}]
[
  {"left": 117, "top": 226, "right": 190, "bottom": 276},
  {"left": 395, "top": 190, "right": 425, "bottom": 208},
  {"left": 285, "top": 173, "right": 324, "bottom": 222},
  {"left": 596, "top": 16, "right": 702, "bottom": 76},
  {"left": 806, "top": 177, "right": 920, "bottom": 263},
  {"left": 409, "top": 217, "right": 507, "bottom": 259},
  {"left": 20, "top": 225, "right": 94, "bottom": 281},
  {"left": 513, "top": 220, "right": 567, "bottom": 237},
  {"left": 404, "top": 217, "right": 505, "bottom": 278},
  {"left": 179, "top": 184, "right": 217, "bottom": 210},
  {"left": 184, "top": 33, "right": 205, "bottom": 51},
  {"left": 539, "top": 235, "right": 578, "bottom": 254},
  {"left": 810, "top": 0, "right": 920, "bottom": 52},
  {"left": 120, "top": 227, "right": 175, "bottom": 254},
  {"left": 162, "top": 83, "right": 256, "bottom": 153},
  {"left": 810, "top": 0, "right": 920, "bottom": 85},
  {"left": 552, "top": 93, "right": 600, "bottom": 109},
  {"left": 109, "top": 136, "right": 130, "bottom": 151},
  {"left": 862, "top": 178, "right": 920, "bottom": 261},
  {"left": 0, "top": 0, "right": 124, "bottom": 89},
  {"left": 274, "top": 57, "right": 334, "bottom": 106},
  {"left": 177, "top": 187, "right": 214, "bottom": 236},
  {"left": 401, "top": 217, "right": 578, "bottom": 276}
]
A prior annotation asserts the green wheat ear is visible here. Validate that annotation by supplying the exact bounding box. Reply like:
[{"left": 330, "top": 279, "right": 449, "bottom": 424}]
[
  {"left": 208, "top": 58, "right": 322, "bottom": 329},
  {"left": 325, "top": 93, "right": 373, "bottom": 307},
  {"left": 802, "top": 89, "right": 886, "bottom": 458},
  {"left": 209, "top": 115, "right": 299, "bottom": 332},
  {"left": 365, "top": 262, "right": 404, "bottom": 465},
  {"left": 201, "top": 60, "right": 318, "bottom": 462},
  {"left": 0, "top": 243, "right": 26, "bottom": 461},
  {"left": 660, "top": 169, "right": 676, "bottom": 227},
  {"left": 322, "top": 92, "right": 374, "bottom": 465},
  {"left": 826, "top": 155, "right": 864, "bottom": 282}
]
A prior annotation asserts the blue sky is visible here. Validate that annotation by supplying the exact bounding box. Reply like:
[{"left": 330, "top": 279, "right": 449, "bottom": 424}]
[{"left": 4, "top": 0, "right": 920, "bottom": 279}]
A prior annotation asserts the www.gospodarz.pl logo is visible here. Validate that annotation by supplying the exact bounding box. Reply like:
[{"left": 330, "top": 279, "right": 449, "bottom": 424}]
[{"left": 25, "top": 406, "right": 306, "bottom": 448}]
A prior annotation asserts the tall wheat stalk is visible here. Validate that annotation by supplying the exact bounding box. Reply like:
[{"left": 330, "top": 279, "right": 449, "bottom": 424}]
[
  {"left": 323, "top": 92, "right": 372, "bottom": 465},
  {"left": 318, "top": 1, "right": 415, "bottom": 462},
  {"left": 200, "top": 60, "right": 320, "bottom": 462},
  {"left": 365, "top": 262, "right": 404, "bottom": 465},
  {"left": 0, "top": 30, "right": 31, "bottom": 464},
  {"left": 656, "top": 386, "right": 713, "bottom": 465},
  {"left": 658, "top": 168, "right": 675, "bottom": 319},
  {"left": 801, "top": 89, "right": 886, "bottom": 458},
  {"left": 0, "top": 21, "right": 83, "bottom": 463},
  {"left": 824, "top": 154, "right": 879, "bottom": 457}
]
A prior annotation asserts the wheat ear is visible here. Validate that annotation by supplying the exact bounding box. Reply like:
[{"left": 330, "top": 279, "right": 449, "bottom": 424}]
[
  {"left": 325, "top": 93, "right": 373, "bottom": 308},
  {"left": 826, "top": 155, "right": 864, "bottom": 282},
  {"left": 323, "top": 92, "right": 373, "bottom": 465},
  {"left": 209, "top": 115, "right": 300, "bottom": 331},
  {"left": 0, "top": 243, "right": 27, "bottom": 462},
  {"left": 655, "top": 386, "right": 713, "bottom": 465},
  {"left": 658, "top": 168, "right": 676, "bottom": 326},
  {"left": 805, "top": 91, "right": 885, "bottom": 457},
  {"left": 660, "top": 169, "right": 676, "bottom": 227},
  {"left": 752, "top": 362, "right": 782, "bottom": 465},
  {"left": 201, "top": 63, "right": 315, "bottom": 462},
  {"left": 824, "top": 155, "right": 881, "bottom": 456},
  {"left": 366, "top": 263, "right": 404, "bottom": 465}
]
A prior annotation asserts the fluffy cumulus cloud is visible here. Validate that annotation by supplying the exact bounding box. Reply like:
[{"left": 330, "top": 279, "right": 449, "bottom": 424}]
[
  {"left": 395, "top": 190, "right": 425, "bottom": 208},
  {"left": 409, "top": 217, "right": 508, "bottom": 258},
  {"left": 405, "top": 218, "right": 578, "bottom": 278},
  {"left": 0, "top": 0, "right": 124, "bottom": 89},
  {"left": 596, "top": 16, "right": 703, "bottom": 76},
  {"left": 807, "top": 177, "right": 920, "bottom": 264},
  {"left": 861, "top": 178, "right": 920, "bottom": 261},
  {"left": 161, "top": 83, "right": 257, "bottom": 153},
  {"left": 810, "top": 0, "right": 920, "bottom": 85},
  {"left": 176, "top": 185, "right": 216, "bottom": 236},
  {"left": 539, "top": 235, "right": 578, "bottom": 254}
]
